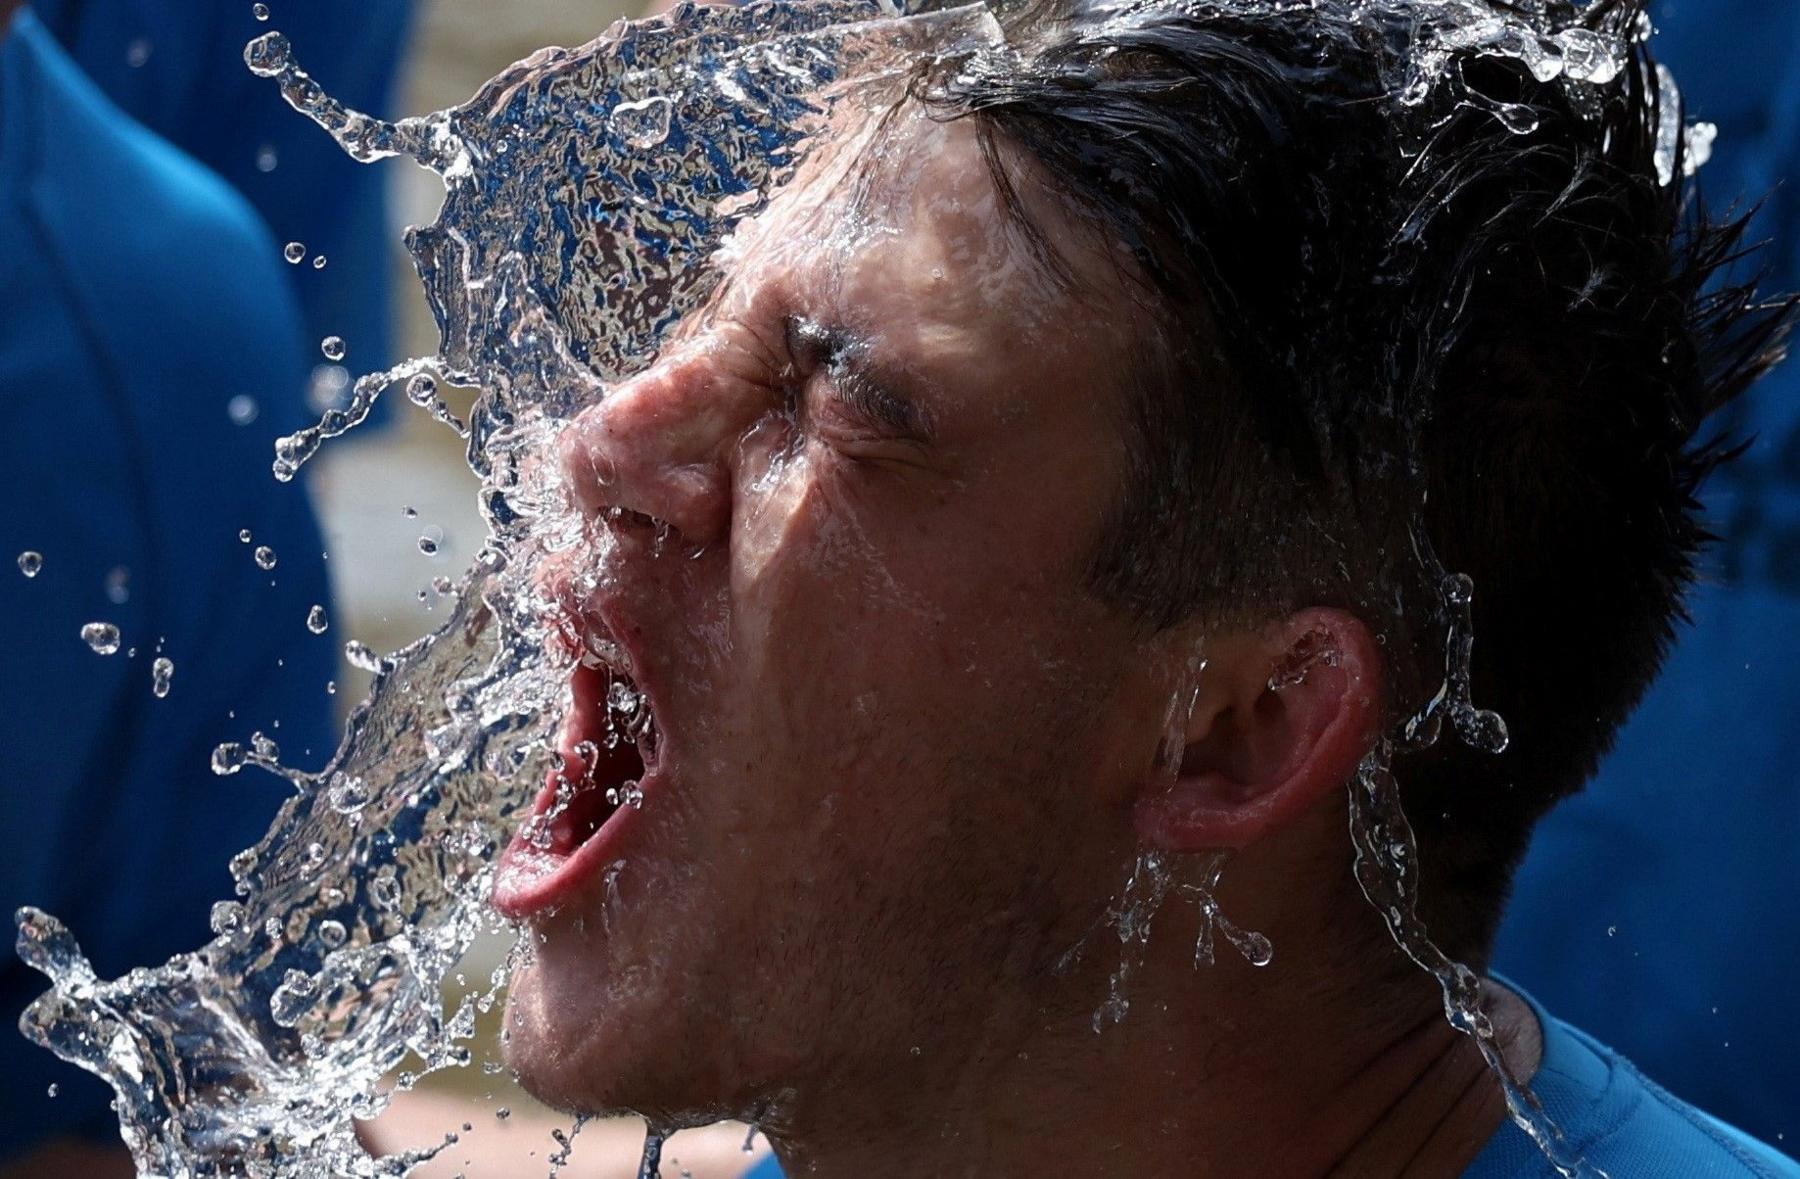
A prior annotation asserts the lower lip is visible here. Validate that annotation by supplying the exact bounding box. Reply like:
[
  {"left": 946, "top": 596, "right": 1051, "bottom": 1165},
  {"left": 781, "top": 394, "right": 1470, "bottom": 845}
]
[{"left": 491, "top": 768, "right": 660, "bottom": 920}]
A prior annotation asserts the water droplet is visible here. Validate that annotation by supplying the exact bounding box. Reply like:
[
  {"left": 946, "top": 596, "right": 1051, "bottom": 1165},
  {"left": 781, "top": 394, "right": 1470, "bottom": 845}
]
[
  {"left": 253, "top": 2, "right": 270, "bottom": 20},
  {"left": 254, "top": 142, "right": 278, "bottom": 172},
  {"left": 1684, "top": 121, "right": 1718, "bottom": 178},
  {"left": 226, "top": 394, "right": 260, "bottom": 426},
  {"left": 284, "top": 241, "right": 306, "bottom": 264},
  {"left": 405, "top": 373, "right": 437, "bottom": 406},
  {"left": 402, "top": 505, "right": 417, "bottom": 518},
  {"left": 151, "top": 657, "right": 174, "bottom": 698},
  {"left": 369, "top": 869, "right": 400, "bottom": 911},
  {"left": 239, "top": 529, "right": 252, "bottom": 543},
  {"left": 610, "top": 96, "right": 674, "bottom": 150},
  {"left": 344, "top": 640, "right": 381, "bottom": 672},
  {"left": 211, "top": 742, "right": 246, "bottom": 775},
  {"left": 312, "top": 255, "right": 328, "bottom": 270},
  {"left": 1555, "top": 28, "right": 1621, "bottom": 85},
  {"left": 495, "top": 1107, "right": 510, "bottom": 1121},
  {"left": 1653, "top": 63, "right": 1683, "bottom": 187},
  {"left": 101, "top": 566, "right": 131, "bottom": 605},
  {"left": 1452, "top": 705, "right": 1510, "bottom": 755},
  {"left": 210, "top": 900, "right": 246, "bottom": 936},
  {"left": 317, "top": 920, "right": 348, "bottom": 949},
  {"left": 306, "top": 605, "right": 329, "bottom": 634},
  {"left": 417, "top": 526, "right": 444, "bottom": 556},
  {"left": 327, "top": 774, "right": 370, "bottom": 813},
  {"left": 270, "top": 969, "right": 318, "bottom": 1027},
  {"left": 80, "top": 622, "right": 121, "bottom": 655},
  {"left": 1607, "top": 925, "right": 1618, "bottom": 937},
  {"left": 254, "top": 545, "right": 278, "bottom": 571},
  {"left": 18, "top": 551, "right": 42, "bottom": 577},
  {"left": 47, "top": 1083, "right": 58, "bottom": 1098},
  {"left": 320, "top": 336, "right": 346, "bottom": 362},
  {"left": 126, "top": 38, "right": 152, "bottom": 68},
  {"left": 306, "top": 364, "right": 351, "bottom": 415}
]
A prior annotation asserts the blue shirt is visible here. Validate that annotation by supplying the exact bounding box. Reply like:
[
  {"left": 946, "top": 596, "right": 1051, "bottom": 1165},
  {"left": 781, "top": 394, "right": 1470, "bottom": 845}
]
[
  {"left": 738, "top": 991, "right": 1797, "bottom": 1178},
  {"left": 32, "top": 0, "right": 415, "bottom": 382},
  {"left": 0, "top": 11, "right": 337, "bottom": 1160},
  {"left": 1493, "top": 0, "right": 1800, "bottom": 1153},
  {"left": 1467, "top": 988, "right": 1799, "bottom": 1178}
]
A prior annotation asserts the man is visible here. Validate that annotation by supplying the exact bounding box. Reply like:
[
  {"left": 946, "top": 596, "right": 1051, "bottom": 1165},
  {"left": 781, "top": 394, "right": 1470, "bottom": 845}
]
[
  {"left": 493, "top": 1, "right": 1799, "bottom": 1175},
  {"left": 0, "top": 2, "right": 336, "bottom": 1172}
]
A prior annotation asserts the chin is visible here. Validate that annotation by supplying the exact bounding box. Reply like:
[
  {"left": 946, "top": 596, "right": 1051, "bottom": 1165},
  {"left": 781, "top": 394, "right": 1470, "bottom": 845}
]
[{"left": 499, "top": 920, "right": 745, "bottom": 1126}]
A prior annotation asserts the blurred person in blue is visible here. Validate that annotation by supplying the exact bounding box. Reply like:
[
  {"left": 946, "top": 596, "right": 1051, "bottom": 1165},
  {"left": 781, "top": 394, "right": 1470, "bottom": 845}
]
[
  {"left": 0, "top": 3, "right": 337, "bottom": 1173},
  {"left": 32, "top": 0, "right": 415, "bottom": 406},
  {"left": 1493, "top": 0, "right": 1800, "bottom": 1156}
]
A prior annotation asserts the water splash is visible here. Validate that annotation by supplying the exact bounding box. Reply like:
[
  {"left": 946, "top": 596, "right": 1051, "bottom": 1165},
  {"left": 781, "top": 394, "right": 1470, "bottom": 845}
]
[
  {"left": 1348, "top": 739, "right": 1600, "bottom": 1178},
  {"left": 15, "top": 3, "right": 1002, "bottom": 1176}
]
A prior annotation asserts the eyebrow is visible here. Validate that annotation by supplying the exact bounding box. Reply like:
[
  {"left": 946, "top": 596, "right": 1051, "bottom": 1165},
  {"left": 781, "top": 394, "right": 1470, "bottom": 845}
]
[{"left": 787, "top": 318, "right": 935, "bottom": 444}]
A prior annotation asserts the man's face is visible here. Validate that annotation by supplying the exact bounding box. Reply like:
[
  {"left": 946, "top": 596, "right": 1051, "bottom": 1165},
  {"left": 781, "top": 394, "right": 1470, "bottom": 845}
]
[{"left": 497, "top": 107, "right": 1180, "bottom": 1123}]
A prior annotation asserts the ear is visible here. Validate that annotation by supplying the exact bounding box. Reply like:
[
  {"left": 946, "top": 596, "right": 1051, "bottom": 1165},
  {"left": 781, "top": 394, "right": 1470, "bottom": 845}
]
[{"left": 1134, "top": 608, "right": 1384, "bottom": 851}]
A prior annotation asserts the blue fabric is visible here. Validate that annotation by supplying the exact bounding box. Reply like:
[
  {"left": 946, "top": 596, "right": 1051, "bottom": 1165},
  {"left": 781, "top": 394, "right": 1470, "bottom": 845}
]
[
  {"left": 742, "top": 1155, "right": 785, "bottom": 1179},
  {"left": 0, "top": 11, "right": 338, "bottom": 1161},
  {"left": 1493, "top": 1, "right": 1800, "bottom": 1155},
  {"left": 1465, "top": 987, "right": 1800, "bottom": 1178},
  {"left": 32, "top": 0, "right": 415, "bottom": 386}
]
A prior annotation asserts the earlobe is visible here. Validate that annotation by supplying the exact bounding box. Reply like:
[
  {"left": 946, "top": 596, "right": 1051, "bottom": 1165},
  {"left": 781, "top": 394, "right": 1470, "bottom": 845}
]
[{"left": 1133, "top": 608, "right": 1384, "bottom": 852}]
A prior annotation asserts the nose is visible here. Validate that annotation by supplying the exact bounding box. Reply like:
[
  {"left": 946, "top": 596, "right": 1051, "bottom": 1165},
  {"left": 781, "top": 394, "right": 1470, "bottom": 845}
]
[{"left": 557, "top": 346, "right": 767, "bottom": 550}]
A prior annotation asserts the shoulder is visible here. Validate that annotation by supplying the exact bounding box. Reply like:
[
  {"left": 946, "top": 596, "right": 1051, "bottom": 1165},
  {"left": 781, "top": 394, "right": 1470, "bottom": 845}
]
[
  {"left": 1565, "top": 1023, "right": 1800, "bottom": 1179},
  {"left": 1467, "top": 1000, "right": 1800, "bottom": 1179},
  {"left": 9, "top": 11, "right": 304, "bottom": 391}
]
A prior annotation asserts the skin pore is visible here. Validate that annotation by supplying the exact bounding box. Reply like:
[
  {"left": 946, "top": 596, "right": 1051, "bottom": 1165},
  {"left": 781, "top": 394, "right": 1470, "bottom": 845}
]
[{"left": 503, "top": 102, "right": 1543, "bottom": 1178}]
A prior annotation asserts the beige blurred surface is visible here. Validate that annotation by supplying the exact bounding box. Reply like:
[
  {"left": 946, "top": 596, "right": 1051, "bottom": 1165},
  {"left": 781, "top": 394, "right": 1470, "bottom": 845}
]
[{"left": 306, "top": 5, "right": 762, "bottom": 1174}]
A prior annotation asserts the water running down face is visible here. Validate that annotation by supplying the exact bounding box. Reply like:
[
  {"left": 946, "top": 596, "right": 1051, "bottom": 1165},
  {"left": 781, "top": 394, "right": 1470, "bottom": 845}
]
[{"left": 493, "top": 105, "right": 1223, "bottom": 1122}]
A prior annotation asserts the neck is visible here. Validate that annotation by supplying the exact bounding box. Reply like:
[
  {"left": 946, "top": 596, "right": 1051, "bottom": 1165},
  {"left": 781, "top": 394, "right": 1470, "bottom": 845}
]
[{"left": 762, "top": 900, "right": 1539, "bottom": 1178}]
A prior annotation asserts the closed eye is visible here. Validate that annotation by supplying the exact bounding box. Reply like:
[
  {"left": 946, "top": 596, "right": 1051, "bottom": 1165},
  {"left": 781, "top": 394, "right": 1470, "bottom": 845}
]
[{"left": 782, "top": 316, "right": 933, "bottom": 446}]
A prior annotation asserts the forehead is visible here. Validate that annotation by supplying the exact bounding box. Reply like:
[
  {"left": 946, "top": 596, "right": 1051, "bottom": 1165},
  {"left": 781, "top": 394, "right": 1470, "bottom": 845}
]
[{"left": 713, "top": 103, "right": 1137, "bottom": 398}]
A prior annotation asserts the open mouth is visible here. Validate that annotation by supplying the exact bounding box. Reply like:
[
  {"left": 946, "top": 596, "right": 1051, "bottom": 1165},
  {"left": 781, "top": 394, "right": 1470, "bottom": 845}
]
[
  {"left": 530, "top": 659, "right": 659, "bottom": 852},
  {"left": 493, "top": 619, "right": 663, "bottom": 919}
]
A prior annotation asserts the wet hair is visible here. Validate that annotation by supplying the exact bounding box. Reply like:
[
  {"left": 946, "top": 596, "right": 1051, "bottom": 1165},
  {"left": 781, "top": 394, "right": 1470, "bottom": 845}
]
[{"left": 918, "top": 0, "right": 1798, "bottom": 959}]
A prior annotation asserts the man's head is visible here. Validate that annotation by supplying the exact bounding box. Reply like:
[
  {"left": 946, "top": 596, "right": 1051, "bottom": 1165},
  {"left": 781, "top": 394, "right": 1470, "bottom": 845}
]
[{"left": 495, "top": 0, "right": 1793, "bottom": 1132}]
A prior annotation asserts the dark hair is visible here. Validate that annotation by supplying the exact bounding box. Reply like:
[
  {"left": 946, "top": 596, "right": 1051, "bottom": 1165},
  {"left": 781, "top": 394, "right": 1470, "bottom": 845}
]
[{"left": 918, "top": 0, "right": 1797, "bottom": 958}]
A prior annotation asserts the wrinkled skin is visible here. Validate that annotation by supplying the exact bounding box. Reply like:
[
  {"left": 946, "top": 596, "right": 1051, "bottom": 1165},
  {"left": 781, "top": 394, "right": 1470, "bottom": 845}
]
[{"left": 502, "top": 107, "right": 1190, "bottom": 1127}]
